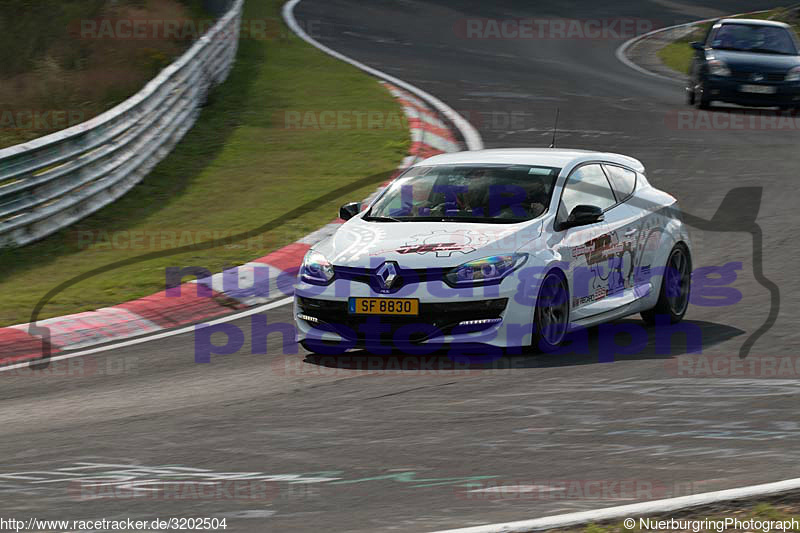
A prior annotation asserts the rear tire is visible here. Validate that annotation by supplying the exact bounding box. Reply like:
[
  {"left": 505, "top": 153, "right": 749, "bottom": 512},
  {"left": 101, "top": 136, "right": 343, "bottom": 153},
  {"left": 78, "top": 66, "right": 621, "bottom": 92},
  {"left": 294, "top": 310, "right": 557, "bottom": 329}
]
[
  {"left": 531, "top": 271, "right": 570, "bottom": 352},
  {"left": 641, "top": 243, "right": 692, "bottom": 325}
]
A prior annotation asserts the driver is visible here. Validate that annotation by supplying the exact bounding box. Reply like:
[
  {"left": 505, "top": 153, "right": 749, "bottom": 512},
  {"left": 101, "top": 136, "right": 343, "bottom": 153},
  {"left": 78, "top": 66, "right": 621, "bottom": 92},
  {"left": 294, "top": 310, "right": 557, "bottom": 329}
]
[
  {"left": 525, "top": 181, "right": 549, "bottom": 218},
  {"left": 494, "top": 180, "right": 549, "bottom": 219},
  {"left": 460, "top": 169, "right": 493, "bottom": 216}
]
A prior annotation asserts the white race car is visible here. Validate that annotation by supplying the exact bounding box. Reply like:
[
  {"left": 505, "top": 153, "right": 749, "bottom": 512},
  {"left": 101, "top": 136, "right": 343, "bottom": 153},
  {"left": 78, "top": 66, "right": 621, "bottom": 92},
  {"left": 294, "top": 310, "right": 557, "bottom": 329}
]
[{"left": 294, "top": 149, "right": 691, "bottom": 354}]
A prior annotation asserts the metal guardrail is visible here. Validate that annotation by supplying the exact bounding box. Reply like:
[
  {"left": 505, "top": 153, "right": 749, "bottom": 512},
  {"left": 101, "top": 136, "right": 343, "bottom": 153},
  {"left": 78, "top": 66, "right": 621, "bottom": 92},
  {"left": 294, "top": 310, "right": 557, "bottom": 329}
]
[{"left": 0, "top": 0, "right": 244, "bottom": 248}]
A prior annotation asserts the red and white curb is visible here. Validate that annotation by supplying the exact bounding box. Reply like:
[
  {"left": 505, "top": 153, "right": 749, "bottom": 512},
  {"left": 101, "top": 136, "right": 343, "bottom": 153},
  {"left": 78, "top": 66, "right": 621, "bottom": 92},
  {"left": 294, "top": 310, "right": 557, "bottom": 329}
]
[
  {"left": 383, "top": 82, "right": 462, "bottom": 155},
  {"left": 429, "top": 478, "right": 800, "bottom": 533},
  {"left": 0, "top": 82, "right": 467, "bottom": 364}
]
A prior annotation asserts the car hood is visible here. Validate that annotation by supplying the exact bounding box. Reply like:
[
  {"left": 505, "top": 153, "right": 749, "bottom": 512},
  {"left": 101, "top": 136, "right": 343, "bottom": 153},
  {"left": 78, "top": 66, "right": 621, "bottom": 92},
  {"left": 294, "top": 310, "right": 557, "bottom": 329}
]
[
  {"left": 316, "top": 217, "right": 543, "bottom": 269},
  {"left": 709, "top": 49, "right": 800, "bottom": 72}
]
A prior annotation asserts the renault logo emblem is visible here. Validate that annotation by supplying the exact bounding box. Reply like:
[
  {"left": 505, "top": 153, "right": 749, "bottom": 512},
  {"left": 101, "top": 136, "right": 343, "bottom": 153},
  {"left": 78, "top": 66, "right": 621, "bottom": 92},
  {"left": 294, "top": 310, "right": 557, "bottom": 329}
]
[
  {"left": 375, "top": 262, "right": 399, "bottom": 290},
  {"left": 751, "top": 73, "right": 764, "bottom": 82}
]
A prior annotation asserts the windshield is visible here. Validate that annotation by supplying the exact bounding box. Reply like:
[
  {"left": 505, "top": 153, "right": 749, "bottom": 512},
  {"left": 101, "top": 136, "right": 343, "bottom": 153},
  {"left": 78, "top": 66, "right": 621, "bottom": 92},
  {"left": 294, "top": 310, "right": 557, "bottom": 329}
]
[
  {"left": 365, "top": 164, "right": 561, "bottom": 223},
  {"left": 710, "top": 23, "right": 798, "bottom": 55}
]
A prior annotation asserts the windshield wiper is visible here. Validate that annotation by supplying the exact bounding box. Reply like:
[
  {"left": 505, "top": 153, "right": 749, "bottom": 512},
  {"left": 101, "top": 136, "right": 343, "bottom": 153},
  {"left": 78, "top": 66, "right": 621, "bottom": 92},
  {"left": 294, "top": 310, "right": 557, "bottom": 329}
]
[
  {"left": 363, "top": 215, "right": 402, "bottom": 222},
  {"left": 439, "top": 217, "right": 527, "bottom": 224},
  {"left": 367, "top": 215, "right": 529, "bottom": 224}
]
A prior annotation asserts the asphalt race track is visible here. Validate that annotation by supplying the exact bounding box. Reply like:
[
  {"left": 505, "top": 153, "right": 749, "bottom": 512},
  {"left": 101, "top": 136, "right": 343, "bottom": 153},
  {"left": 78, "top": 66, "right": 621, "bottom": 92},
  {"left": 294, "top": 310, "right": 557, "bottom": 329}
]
[{"left": 2, "top": 1, "right": 800, "bottom": 531}]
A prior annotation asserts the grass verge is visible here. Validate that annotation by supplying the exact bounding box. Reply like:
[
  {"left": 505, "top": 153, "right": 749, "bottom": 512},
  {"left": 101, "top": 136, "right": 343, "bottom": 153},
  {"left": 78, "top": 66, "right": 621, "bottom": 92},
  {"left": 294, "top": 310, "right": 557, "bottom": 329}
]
[
  {"left": 657, "top": 9, "right": 797, "bottom": 75},
  {"left": 0, "top": 0, "right": 410, "bottom": 326}
]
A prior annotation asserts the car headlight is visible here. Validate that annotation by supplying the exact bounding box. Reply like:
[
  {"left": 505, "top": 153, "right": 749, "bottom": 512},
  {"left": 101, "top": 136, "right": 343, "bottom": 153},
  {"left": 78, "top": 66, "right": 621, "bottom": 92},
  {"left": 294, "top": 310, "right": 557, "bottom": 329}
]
[
  {"left": 708, "top": 59, "right": 731, "bottom": 77},
  {"left": 300, "top": 250, "right": 334, "bottom": 285},
  {"left": 445, "top": 253, "right": 528, "bottom": 286},
  {"left": 786, "top": 66, "right": 800, "bottom": 82}
]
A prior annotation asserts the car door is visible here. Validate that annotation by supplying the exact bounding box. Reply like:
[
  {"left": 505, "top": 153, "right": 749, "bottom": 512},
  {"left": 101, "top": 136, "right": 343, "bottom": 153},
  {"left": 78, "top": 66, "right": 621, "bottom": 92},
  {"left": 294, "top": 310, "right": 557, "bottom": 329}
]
[
  {"left": 603, "top": 165, "right": 664, "bottom": 304},
  {"left": 555, "top": 163, "right": 623, "bottom": 321},
  {"left": 601, "top": 164, "right": 647, "bottom": 300}
]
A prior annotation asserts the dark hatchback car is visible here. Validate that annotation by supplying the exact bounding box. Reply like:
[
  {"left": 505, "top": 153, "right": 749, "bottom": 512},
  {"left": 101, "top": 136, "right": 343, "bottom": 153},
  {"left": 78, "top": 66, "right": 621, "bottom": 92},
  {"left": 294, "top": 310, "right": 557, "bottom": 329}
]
[{"left": 687, "top": 19, "right": 800, "bottom": 110}]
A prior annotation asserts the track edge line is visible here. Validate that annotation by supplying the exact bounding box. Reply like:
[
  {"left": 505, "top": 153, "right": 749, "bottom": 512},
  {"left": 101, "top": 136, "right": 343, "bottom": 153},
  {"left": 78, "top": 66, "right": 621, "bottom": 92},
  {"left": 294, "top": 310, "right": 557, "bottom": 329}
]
[{"left": 429, "top": 479, "right": 800, "bottom": 533}]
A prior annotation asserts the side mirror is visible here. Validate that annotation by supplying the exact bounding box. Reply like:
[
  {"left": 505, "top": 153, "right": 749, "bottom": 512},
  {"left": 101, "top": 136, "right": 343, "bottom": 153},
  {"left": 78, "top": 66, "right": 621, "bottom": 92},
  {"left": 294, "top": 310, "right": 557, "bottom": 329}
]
[
  {"left": 690, "top": 41, "right": 704, "bottom": 51},
  {"left": 558, "top": 204, "right": 604, "bottom": 230},
  {"left": 339, "top": 202, "right": 361, "bottom": 221}
]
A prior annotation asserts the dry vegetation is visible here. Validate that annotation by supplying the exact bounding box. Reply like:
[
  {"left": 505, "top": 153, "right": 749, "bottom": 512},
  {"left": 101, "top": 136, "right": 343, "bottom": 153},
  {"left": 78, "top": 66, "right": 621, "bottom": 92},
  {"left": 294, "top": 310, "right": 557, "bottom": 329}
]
[{"left": 0, "top": 0, "right": 206, "bottom": 148}]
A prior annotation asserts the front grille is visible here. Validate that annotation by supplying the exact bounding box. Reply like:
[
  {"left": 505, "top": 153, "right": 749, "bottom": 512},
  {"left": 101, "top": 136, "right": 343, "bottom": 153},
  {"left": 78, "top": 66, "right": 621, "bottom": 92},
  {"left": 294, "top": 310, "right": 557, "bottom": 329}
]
[
  {"left": 298, "top": 297, "right": 508, "bottom": 345},
  {"left": 333, "top": 265, "right": 451, "bottom": 294},
  {"left": 729, "top": 70, "right": 786, "bottom": 82}
]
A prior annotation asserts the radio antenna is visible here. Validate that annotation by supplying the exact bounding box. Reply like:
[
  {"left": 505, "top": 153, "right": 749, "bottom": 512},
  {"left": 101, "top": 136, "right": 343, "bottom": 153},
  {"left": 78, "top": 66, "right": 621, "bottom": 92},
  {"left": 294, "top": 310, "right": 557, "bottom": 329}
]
[{"left": 549, "top": 108, "right": 560, "bottom": 149}]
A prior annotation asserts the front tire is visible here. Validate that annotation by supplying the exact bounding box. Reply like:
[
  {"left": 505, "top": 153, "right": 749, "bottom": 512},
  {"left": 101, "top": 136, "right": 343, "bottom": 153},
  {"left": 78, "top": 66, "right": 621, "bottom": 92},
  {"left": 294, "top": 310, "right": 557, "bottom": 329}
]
[
  {"left": 641, "top": 243, "right": 692, "bottom": 325},
  {"left": 694, "top": 82, "right": 711, "bottom": 109},
  {"left": 531, "top": 271, "right": 570, "bottom": 352}
]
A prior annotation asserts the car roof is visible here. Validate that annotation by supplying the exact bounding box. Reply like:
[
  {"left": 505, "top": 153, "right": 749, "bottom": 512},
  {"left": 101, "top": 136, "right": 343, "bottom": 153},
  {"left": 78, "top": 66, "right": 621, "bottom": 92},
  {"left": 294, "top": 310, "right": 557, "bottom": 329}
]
[
  {"left": 715, "top": 18, "right": 792, "bottom": 29},
  {"left": 417, "top": 148, "right": 645, "bottom": 173}
]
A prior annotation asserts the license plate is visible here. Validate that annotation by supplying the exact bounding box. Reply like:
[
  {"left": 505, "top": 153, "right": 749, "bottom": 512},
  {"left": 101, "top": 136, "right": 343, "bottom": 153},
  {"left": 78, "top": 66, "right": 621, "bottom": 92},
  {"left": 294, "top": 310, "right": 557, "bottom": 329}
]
[
  {"left": 348, "top": 297, "right": 419, "bottom": 316},
  {"left": 740, "top": 84, "right": 776, "bottom": 94}
]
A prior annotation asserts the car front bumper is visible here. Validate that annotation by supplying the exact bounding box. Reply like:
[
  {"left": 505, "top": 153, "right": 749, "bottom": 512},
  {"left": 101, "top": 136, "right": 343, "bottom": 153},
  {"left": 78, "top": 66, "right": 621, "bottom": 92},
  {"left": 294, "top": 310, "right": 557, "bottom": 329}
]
[
  {"left": 293, "top": 274, "right": 537, "bottom": 352},
  {"left": 705, "top": 76, "right": 800, "bottom": 107}
]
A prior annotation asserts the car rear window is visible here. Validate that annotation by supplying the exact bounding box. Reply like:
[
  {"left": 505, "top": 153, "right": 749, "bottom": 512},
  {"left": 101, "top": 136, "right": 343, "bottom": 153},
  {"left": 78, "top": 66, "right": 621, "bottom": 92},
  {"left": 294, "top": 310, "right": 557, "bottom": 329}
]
[{"left": 603, "top": 165, "right": 636, "bottom": 200}]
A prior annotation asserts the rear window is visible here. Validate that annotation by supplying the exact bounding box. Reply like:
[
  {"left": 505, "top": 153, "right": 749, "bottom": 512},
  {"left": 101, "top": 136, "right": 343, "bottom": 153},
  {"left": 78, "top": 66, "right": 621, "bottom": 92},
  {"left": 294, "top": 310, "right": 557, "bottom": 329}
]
[{"left": 603, "top": 165, "right": 636, "bottom": 200}]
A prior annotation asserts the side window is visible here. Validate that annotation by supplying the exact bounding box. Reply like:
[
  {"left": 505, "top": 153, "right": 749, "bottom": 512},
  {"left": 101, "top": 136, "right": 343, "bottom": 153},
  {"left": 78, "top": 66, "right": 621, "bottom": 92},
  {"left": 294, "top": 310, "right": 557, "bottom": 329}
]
[
  {"left": 704, "top": 25, "right": 716, "bottom": 47},
  {"left": 560, "top": 164, "right": 616, "bottom": 215},
  {"left": 603, "top": 165, "right": 636, "bottom": 201}
]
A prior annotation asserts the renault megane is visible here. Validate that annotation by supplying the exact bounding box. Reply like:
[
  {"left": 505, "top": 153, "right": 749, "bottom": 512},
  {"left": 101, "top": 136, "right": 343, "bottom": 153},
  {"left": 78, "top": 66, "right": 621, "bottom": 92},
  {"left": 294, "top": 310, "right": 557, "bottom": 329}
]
[{"left": 294, "top": 149, "right": 691, "bottom": 354}]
